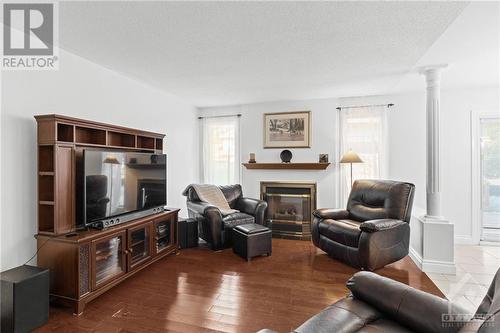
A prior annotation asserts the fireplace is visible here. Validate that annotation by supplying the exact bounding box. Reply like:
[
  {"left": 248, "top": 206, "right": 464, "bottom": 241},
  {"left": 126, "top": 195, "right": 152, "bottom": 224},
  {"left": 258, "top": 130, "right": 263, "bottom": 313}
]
[{"left": 260, "top": 182, "right": 316, "bottom": 240}]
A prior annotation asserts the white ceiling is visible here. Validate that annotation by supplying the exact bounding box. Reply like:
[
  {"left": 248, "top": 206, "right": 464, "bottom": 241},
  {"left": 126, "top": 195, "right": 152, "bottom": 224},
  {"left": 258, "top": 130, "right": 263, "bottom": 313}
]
[
  {"left": 395, "top": 1, "right": 499, "bottom": 94},
  {"left": 58, "top": 1, "right": 476, "bottom": 107}
]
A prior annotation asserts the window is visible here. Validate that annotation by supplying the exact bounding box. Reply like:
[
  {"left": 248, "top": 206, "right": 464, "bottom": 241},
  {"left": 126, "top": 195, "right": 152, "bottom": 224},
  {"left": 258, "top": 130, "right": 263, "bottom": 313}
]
[
  {"left": 339, "top": 106, "right": 388, "bottom": 204},
  {"left": 201, "top": 115, "right": 240, "bottom": 185}
]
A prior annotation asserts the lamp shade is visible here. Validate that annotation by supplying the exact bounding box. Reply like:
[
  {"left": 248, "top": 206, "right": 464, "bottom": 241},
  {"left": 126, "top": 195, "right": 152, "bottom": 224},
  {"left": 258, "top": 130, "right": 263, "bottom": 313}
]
[
  {"left": 340, "top": 150, "right": 363, "bottom": 164},
  {"left": 103, "top": 156, "right": 120, "bottom": 165}
]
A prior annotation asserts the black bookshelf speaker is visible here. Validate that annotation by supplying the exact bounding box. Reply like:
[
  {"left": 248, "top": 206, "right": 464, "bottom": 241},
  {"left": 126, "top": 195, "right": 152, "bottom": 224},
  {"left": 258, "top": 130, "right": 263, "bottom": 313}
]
[
  {"left": 178, "top": 218, "right": 199, "bottom": 249},
  {"left": 1, "top": 265, "right": 49, "bottom": 333}
]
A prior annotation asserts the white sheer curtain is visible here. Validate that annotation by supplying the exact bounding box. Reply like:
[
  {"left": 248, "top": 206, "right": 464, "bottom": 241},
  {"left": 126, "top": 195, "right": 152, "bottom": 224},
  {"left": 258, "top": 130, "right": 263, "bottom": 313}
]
[
  {"left": 201, "top": 115, "right": 241, "bottom": 185},
  {"left": 339, "top": 106, "right": 388, "bottom": 205}
]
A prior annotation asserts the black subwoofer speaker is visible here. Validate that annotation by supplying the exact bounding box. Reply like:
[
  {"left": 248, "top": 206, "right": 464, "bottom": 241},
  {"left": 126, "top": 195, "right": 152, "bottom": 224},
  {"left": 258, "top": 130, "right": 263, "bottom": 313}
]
[
  {"left": 1, "top": 265, "right": 49, "bottom": 333},
  {"left": 178, "top": 218, "right": 199, "bottom": 249}
]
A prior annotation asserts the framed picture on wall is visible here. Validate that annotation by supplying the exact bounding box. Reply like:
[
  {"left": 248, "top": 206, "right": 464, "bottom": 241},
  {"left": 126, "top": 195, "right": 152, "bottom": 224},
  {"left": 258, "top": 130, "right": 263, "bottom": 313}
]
[{"left": 263, "top": 111, "right": 311, "bottom": 148}]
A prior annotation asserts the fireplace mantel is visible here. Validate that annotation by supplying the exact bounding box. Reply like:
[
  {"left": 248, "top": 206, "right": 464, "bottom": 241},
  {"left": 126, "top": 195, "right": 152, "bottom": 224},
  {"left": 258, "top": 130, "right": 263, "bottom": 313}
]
[{"left": 242, "top": 162, "right": 330, "bottom": 170}]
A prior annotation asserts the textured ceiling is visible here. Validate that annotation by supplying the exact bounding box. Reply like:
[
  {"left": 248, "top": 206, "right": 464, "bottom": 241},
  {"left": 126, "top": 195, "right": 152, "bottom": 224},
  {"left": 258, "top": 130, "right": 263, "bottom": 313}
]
[{"left": 59, "top": 1, "right": 469, "bottom": 106}]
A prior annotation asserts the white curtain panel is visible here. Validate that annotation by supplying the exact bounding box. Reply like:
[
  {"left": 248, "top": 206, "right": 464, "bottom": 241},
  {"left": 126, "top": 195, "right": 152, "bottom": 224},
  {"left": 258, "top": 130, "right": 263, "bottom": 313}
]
[
  {"left": 201, "top": 115, "right": 241, "bottom": 185},
  {"left": 339, "top": 106, "right": 389, "bottom": 206}
]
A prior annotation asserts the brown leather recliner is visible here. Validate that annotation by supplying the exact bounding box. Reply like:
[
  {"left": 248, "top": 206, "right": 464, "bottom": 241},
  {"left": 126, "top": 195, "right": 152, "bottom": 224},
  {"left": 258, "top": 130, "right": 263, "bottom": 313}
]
[
  {"left": 258, "top": 268, "right": 500, "bottom": 333},
  {"left": 312, "top": 179, "right": 415, "bottom": 270},
  {"left": 182, "top": 184, "right": 268, "bottom": 250}
]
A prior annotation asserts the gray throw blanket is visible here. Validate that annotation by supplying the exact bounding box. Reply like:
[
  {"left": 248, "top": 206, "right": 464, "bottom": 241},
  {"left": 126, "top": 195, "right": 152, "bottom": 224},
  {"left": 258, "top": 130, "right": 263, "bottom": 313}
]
[{"left": 191, "top": 184, "right": 239, "bottom": 216}]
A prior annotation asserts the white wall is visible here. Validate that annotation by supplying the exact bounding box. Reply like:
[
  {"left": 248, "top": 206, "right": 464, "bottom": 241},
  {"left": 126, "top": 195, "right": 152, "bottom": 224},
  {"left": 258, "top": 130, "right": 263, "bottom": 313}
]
[
  {"left": 339, "top": 86, "right": 500, "bottom": 251},
  {"left": 0, "top": 49, "right": 199, "bottom": 271},
  {"left": 200, "top": 96, "right": 426, "bottom": 254},
  {"left": 201, "top": 85, "right": 499, "bottom": 258},
  {"left": 200, "top": 99, "right": 341, "bottom": 209}
]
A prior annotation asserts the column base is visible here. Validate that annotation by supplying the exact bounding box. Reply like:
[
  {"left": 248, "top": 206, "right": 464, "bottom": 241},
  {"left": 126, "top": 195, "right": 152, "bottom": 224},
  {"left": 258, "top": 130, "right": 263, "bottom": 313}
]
[{"left": 418, "top": 215, "right": 456, "bottom": 274}]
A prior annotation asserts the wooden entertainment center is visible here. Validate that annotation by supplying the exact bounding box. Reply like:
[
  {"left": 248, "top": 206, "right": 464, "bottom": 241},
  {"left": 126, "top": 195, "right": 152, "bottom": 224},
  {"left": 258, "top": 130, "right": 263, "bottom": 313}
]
[{"left": 34, "top": 115, "right": 178, "bottom": 315}]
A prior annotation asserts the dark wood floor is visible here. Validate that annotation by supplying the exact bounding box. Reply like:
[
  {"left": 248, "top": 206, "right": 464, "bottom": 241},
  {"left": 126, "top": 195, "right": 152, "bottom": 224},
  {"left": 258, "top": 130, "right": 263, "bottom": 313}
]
[{"left": 36, "top": 239, "right": 443, "bottom": 333}]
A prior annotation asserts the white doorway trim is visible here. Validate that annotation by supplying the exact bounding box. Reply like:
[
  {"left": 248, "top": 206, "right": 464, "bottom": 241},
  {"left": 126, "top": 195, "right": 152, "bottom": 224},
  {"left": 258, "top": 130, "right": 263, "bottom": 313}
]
[{"left": 471, "top": 109, "right": 500, "bottom": 245}]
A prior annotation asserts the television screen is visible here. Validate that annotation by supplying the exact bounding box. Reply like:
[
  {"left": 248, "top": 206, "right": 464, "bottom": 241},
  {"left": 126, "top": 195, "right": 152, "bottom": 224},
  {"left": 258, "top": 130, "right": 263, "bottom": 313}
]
[{"left": 83, "top": 150, "right": 166, "bottom": 225}]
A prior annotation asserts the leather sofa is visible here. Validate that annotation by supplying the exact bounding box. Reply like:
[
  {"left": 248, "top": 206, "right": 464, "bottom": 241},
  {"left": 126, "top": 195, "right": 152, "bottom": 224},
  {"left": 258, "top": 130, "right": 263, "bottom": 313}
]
[
  {"left": 182, "top": 184, "right": 268, "bottom": 250},
  {"left": 312, "top": 179, "right": 415, "bottom": 270},
  {"left": 258, "top": 268, "right": 500, "bottom": 333}
]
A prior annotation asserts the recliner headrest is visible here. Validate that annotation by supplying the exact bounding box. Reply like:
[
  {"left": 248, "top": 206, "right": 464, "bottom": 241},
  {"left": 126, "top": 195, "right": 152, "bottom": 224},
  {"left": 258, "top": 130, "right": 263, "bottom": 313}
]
[{"left": 347, "top": 179, "right": 415, "bottom": 222}]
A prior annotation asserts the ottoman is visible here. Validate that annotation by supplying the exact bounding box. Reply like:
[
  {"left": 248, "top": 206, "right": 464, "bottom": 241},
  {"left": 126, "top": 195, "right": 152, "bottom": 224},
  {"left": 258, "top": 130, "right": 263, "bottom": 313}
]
[{"left": 232, "top": 223, "right": 272, "bottom": 261}]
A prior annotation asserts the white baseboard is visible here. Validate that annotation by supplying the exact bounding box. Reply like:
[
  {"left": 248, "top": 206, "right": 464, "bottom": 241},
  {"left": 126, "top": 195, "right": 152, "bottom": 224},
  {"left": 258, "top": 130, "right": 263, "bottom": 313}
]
[
  {"left": 421, "top": 259, "right": 456, "bottom": 274},
  {"left": 482, "top": 229, "right": 500, "bottom": 242},
  {"left": 409, "top": 246, "right": 456, "bottom": 274},
  {"left": 455, "top": 234, "right": 475, "bottom": 245},
  {"left": 480, "top": 240, "right": 500, "bottom": 246},
  {"left": 409, "top": 246, "right": 423, "bottom": 269}
]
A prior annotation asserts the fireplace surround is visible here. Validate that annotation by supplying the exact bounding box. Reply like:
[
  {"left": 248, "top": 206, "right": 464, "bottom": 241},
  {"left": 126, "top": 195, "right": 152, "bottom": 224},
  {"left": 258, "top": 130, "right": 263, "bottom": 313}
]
[{"left": 260, "top": 182, "right": 316, "bottom": 240}]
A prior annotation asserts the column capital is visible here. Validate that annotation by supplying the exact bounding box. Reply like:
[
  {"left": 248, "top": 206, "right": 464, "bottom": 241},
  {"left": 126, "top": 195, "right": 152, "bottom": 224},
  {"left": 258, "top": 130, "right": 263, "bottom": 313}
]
[
  {"left": 417, "top": 64, "right": 448, "bottom": 76},
  {"left": 419, "top": 64, "right": 447, "bottom": 89}
]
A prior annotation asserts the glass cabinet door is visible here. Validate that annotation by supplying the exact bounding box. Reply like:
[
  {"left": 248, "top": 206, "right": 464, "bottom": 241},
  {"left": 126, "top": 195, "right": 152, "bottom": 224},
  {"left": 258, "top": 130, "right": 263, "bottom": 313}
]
[
  {"left": 128, "top": 224, "right": 151, "bottom": 269},
  {"left": 154, "top": 217, "right": 172, "bottom": 254},
  {"left": 92, "top": 231, "right": 126, "bottom": 289}
]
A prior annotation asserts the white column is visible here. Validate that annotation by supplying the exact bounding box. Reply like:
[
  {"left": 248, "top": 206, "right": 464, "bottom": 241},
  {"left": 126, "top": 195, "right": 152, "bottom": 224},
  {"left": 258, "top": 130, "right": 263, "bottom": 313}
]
[
  {"left": 417, "top": 64, "right": 455, "bottom": 274},
  {"left": 422, "top": 66, "right": 445, "bottom": 218}
]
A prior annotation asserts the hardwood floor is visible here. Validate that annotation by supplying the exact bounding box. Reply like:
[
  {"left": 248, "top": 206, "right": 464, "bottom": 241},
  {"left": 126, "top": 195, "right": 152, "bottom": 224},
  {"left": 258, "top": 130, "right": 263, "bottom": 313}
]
[{"left": 36, "top": 239, "right": 443, "bottom": 333}]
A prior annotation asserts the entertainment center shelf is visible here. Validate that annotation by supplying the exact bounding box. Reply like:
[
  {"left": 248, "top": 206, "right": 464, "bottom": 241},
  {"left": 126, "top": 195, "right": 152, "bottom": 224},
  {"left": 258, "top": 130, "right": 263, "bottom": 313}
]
[
  {"left": 34, "top": 114, "right": 176, "bottom": 315},
  {"left": 35, "top": 114, "right": 166, "bottom": 236},
  {"left": 41, "top": 114, "right": 164, "bottom": 152}
]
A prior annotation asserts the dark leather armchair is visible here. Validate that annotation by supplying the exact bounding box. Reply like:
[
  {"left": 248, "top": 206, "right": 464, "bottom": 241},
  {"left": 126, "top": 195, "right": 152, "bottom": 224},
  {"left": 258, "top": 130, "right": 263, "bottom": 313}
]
[
  {"left": 182, "top": 184, "right": 268, "bottom": 250},
  {"left": 258, "top": 268, "right": 500, "bottom": 333},
  {"left": 312, "top": 179, "right": 415, "bottom": 270}
]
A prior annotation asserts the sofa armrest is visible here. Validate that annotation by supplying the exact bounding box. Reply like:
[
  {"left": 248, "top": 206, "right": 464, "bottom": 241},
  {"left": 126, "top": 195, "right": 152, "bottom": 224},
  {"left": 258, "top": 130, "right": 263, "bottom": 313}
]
[
  {"left": 312, "top": 208, "right": 349, "bottom": 220},
  {"left": 360, "top": 219, "right": 406, "bottom": 233},
  {"left": 347, "top": 271, "right": 468, "bottom": 333},
  {"left": 237, "top": 197, "right": 268, "bottom": 225},
  {"left": 187, "top": 201, "right": 224, "bottom": 250}
]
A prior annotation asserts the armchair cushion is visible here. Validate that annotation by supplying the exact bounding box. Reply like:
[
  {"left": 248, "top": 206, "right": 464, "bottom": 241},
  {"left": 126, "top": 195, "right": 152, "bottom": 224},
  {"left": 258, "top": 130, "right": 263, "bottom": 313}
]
[
  {"left": 312, "top": 208, "right": 349, "bottom": 220},
  {"left": 318, "top": 219, "right": 362, "bottom": 248},
  {"left": 222, "top": 212, "right": 254, "bottom": 229},
  {"left": 360, "top": 219, "right": 406, "bottom": 233}
]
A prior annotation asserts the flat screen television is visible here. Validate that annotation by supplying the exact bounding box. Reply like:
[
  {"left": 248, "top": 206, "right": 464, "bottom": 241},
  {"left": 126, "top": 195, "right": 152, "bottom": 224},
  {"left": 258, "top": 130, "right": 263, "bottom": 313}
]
[{"left": 83, "top": 150, "right": 167, "bottom": 226}]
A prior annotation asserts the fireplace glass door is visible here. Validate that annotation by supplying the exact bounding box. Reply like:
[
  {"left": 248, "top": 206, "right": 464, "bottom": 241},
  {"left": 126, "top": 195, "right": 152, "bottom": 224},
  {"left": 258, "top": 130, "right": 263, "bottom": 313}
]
[
  {"left": 261, "top": 183, "right": 316, "bottom": 240},
  {"left": 267, "top": 194, "right": 310, "bottom": 224}
]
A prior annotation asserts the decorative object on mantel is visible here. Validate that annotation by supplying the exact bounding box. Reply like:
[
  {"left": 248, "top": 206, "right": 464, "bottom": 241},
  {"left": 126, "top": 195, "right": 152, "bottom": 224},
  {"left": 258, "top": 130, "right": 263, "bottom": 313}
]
[
  {"left": 242, "top": 162, "right": 330, "bottom": 170},
  {"left": 280, "top": 149, "right": 292, "bottom": 163},
  {"left": 264, "top": 111, "right": 311, "bottom": 148},
  {"left": 319, "top": 154, "right": 328, "bottom": 163},
  {"left": 340, "top": 150, "right": 363, "bottom": 185},
  {"left": 248, "top": 153, "right": 256, "bottom": 163}
]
